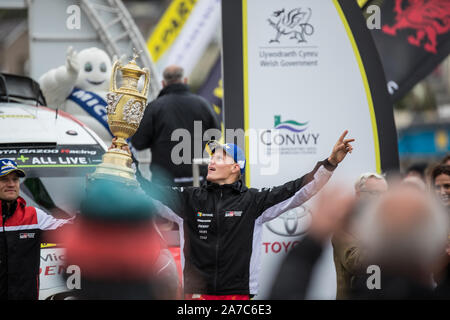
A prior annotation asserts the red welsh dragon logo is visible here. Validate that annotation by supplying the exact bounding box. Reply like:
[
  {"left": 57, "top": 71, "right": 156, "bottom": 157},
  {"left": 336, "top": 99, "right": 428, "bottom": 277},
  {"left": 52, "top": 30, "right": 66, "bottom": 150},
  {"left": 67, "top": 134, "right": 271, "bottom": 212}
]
[{"left": 382, "top": 0, "right": 450, "bottom": 54}]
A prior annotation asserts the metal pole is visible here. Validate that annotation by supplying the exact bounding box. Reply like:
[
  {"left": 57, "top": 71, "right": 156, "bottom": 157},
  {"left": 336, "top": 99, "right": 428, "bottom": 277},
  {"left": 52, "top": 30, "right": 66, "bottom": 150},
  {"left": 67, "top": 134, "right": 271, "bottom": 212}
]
[{"left": 192, "top": 158, "right": 210, "bottom": 187}]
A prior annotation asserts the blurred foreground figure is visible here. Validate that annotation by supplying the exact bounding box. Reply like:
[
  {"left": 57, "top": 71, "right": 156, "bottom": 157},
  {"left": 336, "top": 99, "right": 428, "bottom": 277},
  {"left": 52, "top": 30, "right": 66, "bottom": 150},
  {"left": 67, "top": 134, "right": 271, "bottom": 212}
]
[
  {"left": 59, "top": 179, "right": 179, "bottom": 299},
  {"left": 401, "top": 175, "right": 427, "bottom": 191},
  {"left": 270, "top": 185, "right": 355, "bottom": 300},
  {"left": 332, "top": 172, "right": 387, "bottom": 299},
  {"left": 352, "top": 183, "right": 449, "bottom": 299},
  {"left": 270, "top": 182, "right": 449, "bottom": 300}
]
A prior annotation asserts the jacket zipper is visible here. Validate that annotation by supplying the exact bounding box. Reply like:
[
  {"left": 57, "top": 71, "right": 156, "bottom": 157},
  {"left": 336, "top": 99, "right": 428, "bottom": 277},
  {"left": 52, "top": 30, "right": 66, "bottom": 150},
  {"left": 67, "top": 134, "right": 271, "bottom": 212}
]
[
  {"left": 214, "top": 189, "right": 223, "bottom": 292},
  {"left": 2, "top": 208, "right": 8, "bottom": 298}
]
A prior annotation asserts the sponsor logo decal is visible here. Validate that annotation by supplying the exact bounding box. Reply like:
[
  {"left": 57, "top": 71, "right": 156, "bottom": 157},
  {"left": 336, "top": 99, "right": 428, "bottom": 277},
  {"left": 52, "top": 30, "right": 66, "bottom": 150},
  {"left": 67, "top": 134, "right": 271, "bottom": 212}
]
[
  {"left": 265, "top": 206, "right": 311, "bottom": 237},
  {"left": 197, "top": 211, "right": 213, "bottom": 217},
  {"left": 225, "top": 211, "right": 243, "bottom": 217},
  {"left": 68, "top": 88, "right": 112, "bottom": 134},
  {"left": 20, "top": 232, "right": 35, "bottom": 239}
]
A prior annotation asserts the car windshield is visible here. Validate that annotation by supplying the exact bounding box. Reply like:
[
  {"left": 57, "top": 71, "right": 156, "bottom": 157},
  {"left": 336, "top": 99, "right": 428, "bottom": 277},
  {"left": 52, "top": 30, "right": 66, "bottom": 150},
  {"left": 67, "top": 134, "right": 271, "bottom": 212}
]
[
  {"left": 0, "top": 144, "right": 105, "bottom": 218},
  {"left": 21, "top": 176, "right": 87, "bottom": 217}
]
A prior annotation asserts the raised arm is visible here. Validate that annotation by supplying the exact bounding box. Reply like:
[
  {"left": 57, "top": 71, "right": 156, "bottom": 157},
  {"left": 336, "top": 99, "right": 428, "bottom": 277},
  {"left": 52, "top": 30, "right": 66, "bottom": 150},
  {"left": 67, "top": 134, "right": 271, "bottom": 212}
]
[
  {"left": 255, "top": 130, "right": 354, "bottom": 224},
  {"left": 109, "top": 139, "right": 187, "bottom": 219},
  {"left": 137, "top": 171, "right": 188, "bottom": 221},
  {"left": 37, "top": 208, "right": 74, "bottom": 231}
]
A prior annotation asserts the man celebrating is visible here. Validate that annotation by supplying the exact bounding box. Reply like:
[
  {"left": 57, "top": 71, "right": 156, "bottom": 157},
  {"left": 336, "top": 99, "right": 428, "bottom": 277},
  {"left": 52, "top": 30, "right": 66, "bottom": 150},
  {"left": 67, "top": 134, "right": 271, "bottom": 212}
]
[
  {"left": 136, "top": 130, "right": 354, "bottom": 299},
  {"left": 0, "top": 159, "right": 72, "bottom": 300}
]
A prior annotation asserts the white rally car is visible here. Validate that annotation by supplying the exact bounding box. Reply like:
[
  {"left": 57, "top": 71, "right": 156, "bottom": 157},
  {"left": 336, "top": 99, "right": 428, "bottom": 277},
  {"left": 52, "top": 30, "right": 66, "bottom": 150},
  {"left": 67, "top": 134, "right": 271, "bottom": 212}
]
[
  {"left": 1, "top": 73, "right": 182, "bottom": 300},
  {"left": 0, "top": 73, "right": 108, "bottom": 299}
]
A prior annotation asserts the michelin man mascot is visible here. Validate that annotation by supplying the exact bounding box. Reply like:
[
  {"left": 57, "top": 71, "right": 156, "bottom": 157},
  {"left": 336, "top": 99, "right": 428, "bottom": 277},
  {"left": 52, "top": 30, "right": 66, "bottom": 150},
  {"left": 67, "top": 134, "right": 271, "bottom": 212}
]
[{"left": 39, "top": 47, "right": 115, "bottom": 144}]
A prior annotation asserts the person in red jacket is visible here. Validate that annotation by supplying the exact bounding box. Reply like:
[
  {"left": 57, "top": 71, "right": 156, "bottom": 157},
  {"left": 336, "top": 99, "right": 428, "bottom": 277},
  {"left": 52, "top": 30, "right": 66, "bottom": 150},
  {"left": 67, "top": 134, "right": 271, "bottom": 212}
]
[{"left": 0, "top": 159, "right": 73, "bottom": 300}]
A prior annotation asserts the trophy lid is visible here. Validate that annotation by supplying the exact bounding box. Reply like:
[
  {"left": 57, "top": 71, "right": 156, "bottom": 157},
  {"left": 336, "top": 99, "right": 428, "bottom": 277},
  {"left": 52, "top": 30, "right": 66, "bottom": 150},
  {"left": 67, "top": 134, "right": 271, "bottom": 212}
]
[{"left": 120, "top": 49, "right": 146, "bottom": 76}]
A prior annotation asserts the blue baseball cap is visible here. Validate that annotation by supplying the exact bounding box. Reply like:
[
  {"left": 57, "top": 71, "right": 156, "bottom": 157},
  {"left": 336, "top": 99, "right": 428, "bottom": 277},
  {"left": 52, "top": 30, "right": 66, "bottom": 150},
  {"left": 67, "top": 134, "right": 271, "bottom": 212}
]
[
  {"left": 0, "top": 159, "right": 26, "bottom": 178},
  {"left": 206, "top": 140, "right": 246, "bottom": 174}
]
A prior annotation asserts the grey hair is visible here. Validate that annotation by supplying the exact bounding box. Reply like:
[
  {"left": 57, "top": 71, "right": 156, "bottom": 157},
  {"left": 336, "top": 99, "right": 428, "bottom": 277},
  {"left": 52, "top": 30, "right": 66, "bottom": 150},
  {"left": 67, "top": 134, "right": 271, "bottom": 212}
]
[
  {"left": 354, "top": 190, "right": 449, "bottom": 270},
  {"left": 354, "top": 172, "right": 386, "bottom": 192}
]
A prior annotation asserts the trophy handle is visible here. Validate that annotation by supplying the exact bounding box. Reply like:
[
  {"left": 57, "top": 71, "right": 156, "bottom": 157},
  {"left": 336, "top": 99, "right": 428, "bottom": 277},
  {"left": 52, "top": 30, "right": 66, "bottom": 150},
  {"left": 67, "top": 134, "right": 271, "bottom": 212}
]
[
  {"left": 110, "top": 60, "right": 121, "bottom": 92},
  {"left": 141, "top": 68, "right": 150, "bottom": 98}
]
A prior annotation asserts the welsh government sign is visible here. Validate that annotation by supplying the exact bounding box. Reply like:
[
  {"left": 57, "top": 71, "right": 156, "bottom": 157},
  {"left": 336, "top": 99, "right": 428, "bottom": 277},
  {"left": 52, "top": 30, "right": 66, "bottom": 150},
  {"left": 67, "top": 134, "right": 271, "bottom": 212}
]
[{"left": 222, "top": 0, "right": 399, "bottom": 299}]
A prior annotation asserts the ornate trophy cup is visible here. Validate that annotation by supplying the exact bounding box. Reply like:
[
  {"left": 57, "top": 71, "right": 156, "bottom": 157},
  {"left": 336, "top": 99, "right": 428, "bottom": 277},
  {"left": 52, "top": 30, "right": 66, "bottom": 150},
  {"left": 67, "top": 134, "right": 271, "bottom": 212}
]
[{"left": 90, "top": 51, "right": 150, "bottom": 185}]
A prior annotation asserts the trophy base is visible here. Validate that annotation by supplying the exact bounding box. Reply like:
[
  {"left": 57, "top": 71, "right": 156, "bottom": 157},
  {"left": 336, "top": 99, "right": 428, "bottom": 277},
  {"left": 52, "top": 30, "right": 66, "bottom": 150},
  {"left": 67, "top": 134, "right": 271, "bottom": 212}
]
[{"left": 89, "top": 149, "right": 138, "bottom": 187}]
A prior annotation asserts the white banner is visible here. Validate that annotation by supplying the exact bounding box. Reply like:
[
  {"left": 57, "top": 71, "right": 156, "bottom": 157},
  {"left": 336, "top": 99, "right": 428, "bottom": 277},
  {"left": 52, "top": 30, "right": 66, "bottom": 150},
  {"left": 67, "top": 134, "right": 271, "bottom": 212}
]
[{"left": 243, "top": 0, "right": 381, "bottom": 299}]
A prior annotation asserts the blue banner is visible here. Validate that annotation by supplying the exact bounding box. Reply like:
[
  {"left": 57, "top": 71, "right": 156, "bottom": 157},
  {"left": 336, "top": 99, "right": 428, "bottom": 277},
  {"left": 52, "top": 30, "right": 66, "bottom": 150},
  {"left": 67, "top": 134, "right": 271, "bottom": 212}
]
[
  {"left": 197, "top": 56, "right": 224, "bottom": 136},
  {"left": 67, "top": 88, "right": 113, "bottom": 136}
]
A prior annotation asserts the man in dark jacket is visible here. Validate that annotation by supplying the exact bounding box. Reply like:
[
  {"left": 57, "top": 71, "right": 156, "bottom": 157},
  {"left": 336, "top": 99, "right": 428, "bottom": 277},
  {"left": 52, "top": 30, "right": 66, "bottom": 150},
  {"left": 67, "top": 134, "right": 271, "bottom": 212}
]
[
  {"left": 0, "top": 159, "right": 72, "bottom": 300},
  {"left": 131, "top": 65, "right": 220, "bottom": 187},
  {"left": 135, "top": 130, "right": 355, "bottom": 299}
]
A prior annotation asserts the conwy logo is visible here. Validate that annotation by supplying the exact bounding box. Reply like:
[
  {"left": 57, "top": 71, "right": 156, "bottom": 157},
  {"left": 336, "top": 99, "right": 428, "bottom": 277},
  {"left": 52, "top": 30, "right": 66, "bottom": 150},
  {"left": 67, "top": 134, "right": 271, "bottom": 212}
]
[
  {"left": 274, "top": 115, "right": 308, "bottom": 133},
  {"left": 260, "top": 115, "right": 319, "bottom": 149},
  {"left": 382, "top": 0, "right": 450, "bottom": 54},
  {"left": 267, "top": 7, "right": 314, "bottom": 44}
]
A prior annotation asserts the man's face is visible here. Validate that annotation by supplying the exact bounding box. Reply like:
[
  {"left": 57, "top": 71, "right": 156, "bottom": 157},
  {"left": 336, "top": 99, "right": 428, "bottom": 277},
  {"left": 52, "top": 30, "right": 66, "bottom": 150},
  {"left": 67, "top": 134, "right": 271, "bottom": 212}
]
[
  {"left": 207, "top": 150, "right": 239, "bottom": 184},
  {"left": 0, "top": 172, "right": 20, "bottom": 201},
  {"left": 358, "top": 177, "right": 388, "bottom": 200},
  {"left": 434, "top": 173, "right": 450, "bottom": 207}
]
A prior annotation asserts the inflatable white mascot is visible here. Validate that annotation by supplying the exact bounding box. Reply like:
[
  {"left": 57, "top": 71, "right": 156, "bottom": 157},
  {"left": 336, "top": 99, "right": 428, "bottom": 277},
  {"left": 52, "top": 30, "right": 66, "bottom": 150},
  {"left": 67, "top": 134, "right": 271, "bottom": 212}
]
[{"left": 39, "top": 46, "right": 114, "bottom": 144}]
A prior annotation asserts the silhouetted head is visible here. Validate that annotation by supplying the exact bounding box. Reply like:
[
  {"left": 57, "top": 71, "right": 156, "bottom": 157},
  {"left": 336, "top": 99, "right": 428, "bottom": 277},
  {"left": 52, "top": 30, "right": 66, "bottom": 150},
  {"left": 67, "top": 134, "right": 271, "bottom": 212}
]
[{"left": 162, "top": 65, "right": 187, "bottom": 87}]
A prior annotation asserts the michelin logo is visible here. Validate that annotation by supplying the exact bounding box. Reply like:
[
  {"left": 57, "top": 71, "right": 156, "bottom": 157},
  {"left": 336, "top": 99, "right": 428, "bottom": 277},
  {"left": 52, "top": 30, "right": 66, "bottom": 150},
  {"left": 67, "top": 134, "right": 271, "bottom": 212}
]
[{"left": 68, "top": 88, "right": 109, "bottom": 131}]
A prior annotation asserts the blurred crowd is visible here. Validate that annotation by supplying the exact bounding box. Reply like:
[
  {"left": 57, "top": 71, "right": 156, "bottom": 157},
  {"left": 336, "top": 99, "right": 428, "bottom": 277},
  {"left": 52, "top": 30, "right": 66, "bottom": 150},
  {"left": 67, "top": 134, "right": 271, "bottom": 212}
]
[
  {"left": 58, "top": 154, "right": 449, "bottom": 300},
  {"left": 1, "top": 63, "right": 449, "bottom": 301},
  {"left": 271, "top": 154, "right": 450, "bottom": 300}
]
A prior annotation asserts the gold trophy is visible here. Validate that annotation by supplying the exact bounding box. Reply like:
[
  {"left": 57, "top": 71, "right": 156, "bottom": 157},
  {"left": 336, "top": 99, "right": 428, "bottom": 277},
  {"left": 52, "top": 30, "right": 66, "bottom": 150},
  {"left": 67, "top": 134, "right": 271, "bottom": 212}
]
[{"left": 90, "top": 50, "right": 150, "bottom": 185}]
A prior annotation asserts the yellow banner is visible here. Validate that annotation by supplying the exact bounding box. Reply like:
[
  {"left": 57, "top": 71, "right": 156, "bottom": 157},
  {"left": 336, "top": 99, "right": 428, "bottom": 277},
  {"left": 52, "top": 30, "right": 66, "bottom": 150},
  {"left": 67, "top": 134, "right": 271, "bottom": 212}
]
[
  {"left": 147, "top": 0, "right": 198, "bottom": 62},
  {"left": 357, "top": 0, "right": 370, "bottom": 8}
]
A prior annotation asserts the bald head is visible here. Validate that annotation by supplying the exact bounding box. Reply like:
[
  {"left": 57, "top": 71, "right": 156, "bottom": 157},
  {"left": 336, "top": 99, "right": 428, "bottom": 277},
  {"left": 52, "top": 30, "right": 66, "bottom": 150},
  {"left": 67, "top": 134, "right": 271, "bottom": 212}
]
[
  {"left": 354, "top": 172, "right": 388, "bottom": 200},
  {"left": 377, "top": 186, "right": 430, "bottom": 235},
  {"left": 162, "top": 65, "right": 186, "bottom": 86},
  {"left": 356, "top": 184, "right": 448, "bottom": 278}
]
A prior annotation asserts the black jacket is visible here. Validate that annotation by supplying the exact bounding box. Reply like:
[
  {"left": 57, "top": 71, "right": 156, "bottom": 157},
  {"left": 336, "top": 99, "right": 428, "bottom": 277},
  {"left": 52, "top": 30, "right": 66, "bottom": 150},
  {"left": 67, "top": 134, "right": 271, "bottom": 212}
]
[
  {"left": 269, "top": 235, "right": 324, "bottom": 300},
  {"left": 139, "top": 159, "right": 336, "bottom": 295},
  {"left": 0, "top": 197, "right": 71, "bottom": 300},
  {"left": 131, "top": 83, "right": 220, "bottom": 186}
]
